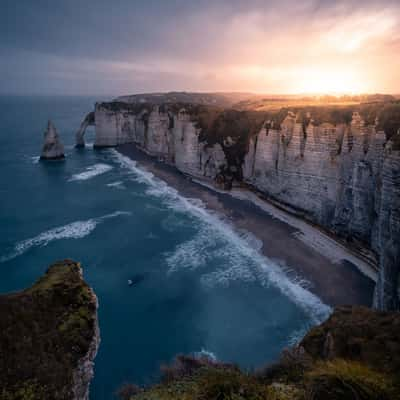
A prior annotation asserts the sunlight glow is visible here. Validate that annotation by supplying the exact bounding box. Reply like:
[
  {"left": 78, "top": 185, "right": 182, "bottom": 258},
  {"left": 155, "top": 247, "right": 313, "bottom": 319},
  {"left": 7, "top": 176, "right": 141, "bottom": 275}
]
[{"left": 294, "top": 67, "right": 367, "bottom": 95}]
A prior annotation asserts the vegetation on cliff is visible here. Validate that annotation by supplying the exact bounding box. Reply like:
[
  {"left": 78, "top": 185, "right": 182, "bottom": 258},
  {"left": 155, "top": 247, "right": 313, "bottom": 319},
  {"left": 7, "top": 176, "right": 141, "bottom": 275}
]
[
  {"left": 0, "top": 260, "right": 98, "bottom": 400},
  {"left": 118, "top": 306, "right": 400, "bottom": 400},
  {"left": 195, "top": 109, "right": 267, "bottom": 181},
  {"left": 99, "top": 98, "right": 400, "bottom": 143}
]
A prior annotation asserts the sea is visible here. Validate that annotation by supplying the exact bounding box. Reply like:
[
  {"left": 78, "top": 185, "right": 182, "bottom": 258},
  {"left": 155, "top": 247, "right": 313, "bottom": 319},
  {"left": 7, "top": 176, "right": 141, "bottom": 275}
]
[{"left": 0, "top": 96, "right": 330, "bottom": 399}]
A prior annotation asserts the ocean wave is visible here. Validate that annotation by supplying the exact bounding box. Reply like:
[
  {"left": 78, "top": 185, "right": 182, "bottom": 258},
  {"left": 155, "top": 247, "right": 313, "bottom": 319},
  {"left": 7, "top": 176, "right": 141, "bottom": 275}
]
[
  {"left": 31, "top": 156, "right": 40, "bottom": 164},
  {"left": 160, "top": 214, "right": 190, "bottom": 232},
  {"left": 0, "top": 211, "right": 131, "bottom": 263},
  {"left": 286, "top": 324, "right": 312, "bottom": 346},
  {"left": 69, "top": 163, "right": 113, "bottom": 181},
  {"left": 111, "top": 150, "right": 331, "bottom": 323},
  {"left": 106, "top": 181, "right": 125, "bottom": 189},
  {"left": 166, "top": 228, "right": 210, "bottom": 272}
]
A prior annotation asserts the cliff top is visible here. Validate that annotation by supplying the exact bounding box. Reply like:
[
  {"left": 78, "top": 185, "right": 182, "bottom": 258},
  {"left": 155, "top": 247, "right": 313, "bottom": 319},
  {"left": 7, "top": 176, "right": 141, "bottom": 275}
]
[
  {"left": 118, "top": 306, "right": 400, "bottom": 400},
  {"left": 0, "top": 260, "right": 98, "bottom": 400},
  {"left": 98, "top": 97, "right": 400, "bottom": 140},
  {"left": 114, "top": 92, "right": 397, "bottom": 112}
]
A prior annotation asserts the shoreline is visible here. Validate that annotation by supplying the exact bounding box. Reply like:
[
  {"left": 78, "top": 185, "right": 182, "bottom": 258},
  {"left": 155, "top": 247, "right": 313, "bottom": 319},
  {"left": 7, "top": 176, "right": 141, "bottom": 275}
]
[
  {"left": 192, "top": 179, "right": 378, "bottom": 283},
  {"left": 116, "top": 143, "right": 375, "bottom": 307}
]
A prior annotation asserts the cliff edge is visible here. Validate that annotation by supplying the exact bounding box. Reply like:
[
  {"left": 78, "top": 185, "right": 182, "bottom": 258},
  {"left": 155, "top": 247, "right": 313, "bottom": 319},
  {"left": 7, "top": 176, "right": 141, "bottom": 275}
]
[
  {"left": 0, "top": 260, "right": 99, "bottom": 400},
  {"left": 119, "top": 306, "right": 400, "bottom": 400}
]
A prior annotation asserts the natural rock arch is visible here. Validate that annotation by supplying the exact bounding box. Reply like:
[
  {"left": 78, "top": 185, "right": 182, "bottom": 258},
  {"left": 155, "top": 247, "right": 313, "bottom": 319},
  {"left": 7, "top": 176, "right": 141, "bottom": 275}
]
[{"left": 76, "top": 112, "right": 95, "bottom": 147}]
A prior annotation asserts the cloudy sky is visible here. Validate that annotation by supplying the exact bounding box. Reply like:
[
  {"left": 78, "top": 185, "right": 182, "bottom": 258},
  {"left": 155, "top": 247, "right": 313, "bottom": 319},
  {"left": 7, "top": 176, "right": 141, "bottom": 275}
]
[{"left": 1, "top": 0, "right": 399, "bottom": 96}]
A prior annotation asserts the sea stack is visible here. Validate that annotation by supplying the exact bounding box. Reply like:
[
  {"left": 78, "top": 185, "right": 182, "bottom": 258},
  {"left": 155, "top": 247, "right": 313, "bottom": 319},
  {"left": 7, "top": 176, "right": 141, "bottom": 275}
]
[{"left": 40, "top": 120, "right": 65, "bottom": 160}]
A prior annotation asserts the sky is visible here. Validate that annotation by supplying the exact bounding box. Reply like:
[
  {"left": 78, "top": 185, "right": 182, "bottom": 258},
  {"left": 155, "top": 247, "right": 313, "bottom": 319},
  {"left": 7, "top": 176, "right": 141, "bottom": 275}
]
[{"left": 1, "top": 0, "right": 399, "bottom": 96}]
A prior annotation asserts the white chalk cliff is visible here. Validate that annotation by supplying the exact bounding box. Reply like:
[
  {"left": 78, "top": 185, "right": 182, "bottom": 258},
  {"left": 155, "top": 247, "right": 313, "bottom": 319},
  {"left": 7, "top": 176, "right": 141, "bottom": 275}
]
[
  {"left": 77, "top": 102, "right": 400, "bottom": 310},
  {"left": 41, "top": 120, "right": 65, "bottom": 160}
]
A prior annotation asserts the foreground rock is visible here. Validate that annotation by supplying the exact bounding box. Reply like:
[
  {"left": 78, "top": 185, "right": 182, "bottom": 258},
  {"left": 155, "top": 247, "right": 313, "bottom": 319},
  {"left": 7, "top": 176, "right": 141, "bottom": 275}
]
[
  {"left": 0, "top": 260, "right": 99, "bottom": 400},
  {"left": 119, "top": 306, "right": 400, "bottom": 400},
  {"left": 40, "top": 120, "right": 65, "bottom": 160}
]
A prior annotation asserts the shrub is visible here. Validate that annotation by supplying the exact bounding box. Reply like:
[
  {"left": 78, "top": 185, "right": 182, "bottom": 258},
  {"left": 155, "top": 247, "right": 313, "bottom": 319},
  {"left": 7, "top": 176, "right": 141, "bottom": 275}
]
[
  {"left": 160, "top": 354, "right": 233, "bottom": 384},
  {"left": 257, "top": 347, "right": 313, "bottom": 384},
  {"left": 116, "top": 383, "right": 142, "bottom": 400},
  {"left": 196, "top": 368, "right": 267, "bottom": 400}
]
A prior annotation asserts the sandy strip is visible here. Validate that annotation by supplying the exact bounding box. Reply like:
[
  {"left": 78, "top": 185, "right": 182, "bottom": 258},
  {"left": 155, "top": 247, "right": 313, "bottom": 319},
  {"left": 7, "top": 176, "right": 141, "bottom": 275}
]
[{"left": 193, "top": 179, "right": 377, "bottom": 283}]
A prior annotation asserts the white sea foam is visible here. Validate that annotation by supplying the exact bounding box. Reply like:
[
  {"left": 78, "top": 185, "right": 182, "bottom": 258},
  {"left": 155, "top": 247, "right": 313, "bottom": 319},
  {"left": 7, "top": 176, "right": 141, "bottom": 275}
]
[
  {"left": 286, "top": 324, "right": 312, "bottom": 346},
  {"left": 194, "top": 349, "right": 218, "bottom": 361},
  {"left": 69, "top": 163, "right": 113, "bottom": 181},
  {"left": 106, "top": 181, "right": 125, "bottom": 189},
  {"left": 166, "top": 228, "right": 210, "bottom": 272},
  {"left": 111, "top": 150, "right": 331, "bottom": 323},
  {"left": 31, "top": 156, "right": 40, "bottom": 164},
  {"left": 0, "top": 211, "right": 131, "bottom": 263}
]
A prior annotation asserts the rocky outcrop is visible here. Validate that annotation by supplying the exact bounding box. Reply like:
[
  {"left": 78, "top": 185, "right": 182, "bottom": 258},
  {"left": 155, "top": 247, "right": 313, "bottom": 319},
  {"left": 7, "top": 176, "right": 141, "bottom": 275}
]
[
  {"left": 300, "top": 305, "right": 400, "bottom": 372},
  {"left": 0, "top": 260, "right": 99, "bottom": 400},
  {"left": 40, "top": 120, "right": 65, "bottom": 160},
  {"left": 78, "top": 100, "right": 400, "bottom": 310}
]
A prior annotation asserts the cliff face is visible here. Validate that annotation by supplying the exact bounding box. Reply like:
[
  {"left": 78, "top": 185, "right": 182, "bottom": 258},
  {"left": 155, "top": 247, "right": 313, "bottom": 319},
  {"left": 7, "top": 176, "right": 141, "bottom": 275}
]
[
  {"left": 78, "top": 101, "right": 400, "bottom": 310},
  {"left": 91, "top": 102, "right": 228, "bottom": 181},
  {"left": 40, "top": 120, "right": 65, "bottom": 160},
  {"left": 243, "top": 112, "right": 400, "bottom": 310},
  {"left": 374, "top": 151, "right": 400, "bottom": 310},
  {"left": 244, "top": 113, "right": 380, "bottom": 243},
  {"left": 0, "top": 260, "right": 99, "bottom": 400}
]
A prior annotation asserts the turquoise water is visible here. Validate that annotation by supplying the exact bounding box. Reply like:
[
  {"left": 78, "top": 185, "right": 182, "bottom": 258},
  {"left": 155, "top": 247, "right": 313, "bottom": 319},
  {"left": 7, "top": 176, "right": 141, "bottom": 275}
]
[{"left": 0, "top": 96, "right": 329, "bottom": 399}]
